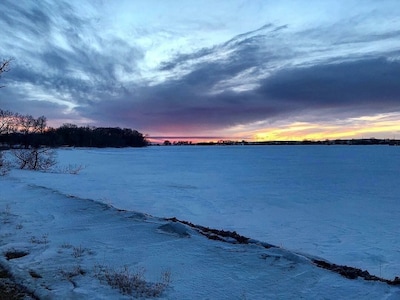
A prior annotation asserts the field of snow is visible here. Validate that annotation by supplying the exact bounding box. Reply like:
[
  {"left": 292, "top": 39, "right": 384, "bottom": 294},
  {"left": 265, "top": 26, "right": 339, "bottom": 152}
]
[{"left": 1, "top": 145, "right": 400, "bottom": 299}]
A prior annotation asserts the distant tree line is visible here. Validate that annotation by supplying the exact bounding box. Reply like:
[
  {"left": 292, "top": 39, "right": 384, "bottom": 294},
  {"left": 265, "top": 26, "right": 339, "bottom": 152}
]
[{"left": 0, "top": 110, "right": 148, "bottom": 148}]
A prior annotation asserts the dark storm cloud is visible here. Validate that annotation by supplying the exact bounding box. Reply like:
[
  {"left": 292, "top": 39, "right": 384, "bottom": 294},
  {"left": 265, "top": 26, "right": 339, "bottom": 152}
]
[
  {"left": 262, "top": 57, "right": 400, "bottom": 108},
  {"left": 84, "top": 56, "right": 400, "bottom": 133},
  {"left": 53, "top": 23, "right": 294, "bottom": 130},
  {"left": 80, "top": 24, "right": 400, "bottom": 133}
]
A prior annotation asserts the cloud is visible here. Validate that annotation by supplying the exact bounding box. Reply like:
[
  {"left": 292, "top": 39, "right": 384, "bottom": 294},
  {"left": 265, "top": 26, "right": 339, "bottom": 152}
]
[
  {"left": 260, "top": 56, "right": 400, "bottom": 113},
  {"left": 83, "top": 57, "right": 400, "bottom": 134},
  {"left": 0, "top": 0, "right": 143, "bottom": 112},
  {"left": 1, "top": 0, "right": 400, "bottom": 138},
  {"left": 77, "top": 23, "right": 400, "bottom": 135}
]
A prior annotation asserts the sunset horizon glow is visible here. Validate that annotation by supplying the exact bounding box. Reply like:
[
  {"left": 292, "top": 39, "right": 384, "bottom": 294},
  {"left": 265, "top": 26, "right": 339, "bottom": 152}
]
[{"left": 145, "top": 111, "right": 400, "bottom": 143}]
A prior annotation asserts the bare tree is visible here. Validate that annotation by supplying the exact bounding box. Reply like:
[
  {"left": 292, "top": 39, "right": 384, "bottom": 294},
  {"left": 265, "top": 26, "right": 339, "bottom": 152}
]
[
  {"left": 35, "top": 116, "right": 47, "bottom": 134},
  {"left": 0, "top": 58, "right": 12, "bottom": 88},
  {"left": 18, "top": 114, "right": 47, "bottom": 134},
  {"left": 0, "top": 59, "right": 14, "bottom": 133},
  {"left": 11, "top": 115, "right": 56, "bottom": 171},
  {"left": 19, "top": 114, "right": 37, "bottom": 135},
  {"left": 0, "top": 58, "right": 56, "bottom": 173},
  {"left": 0, "top": 59, "right": 12, "bottom": 175},
  {"left": 13, "top": 148, "right": 57, "bottom": 171},
  {"left": 0, "top": 109, "right": 19, "bottom": 135}
]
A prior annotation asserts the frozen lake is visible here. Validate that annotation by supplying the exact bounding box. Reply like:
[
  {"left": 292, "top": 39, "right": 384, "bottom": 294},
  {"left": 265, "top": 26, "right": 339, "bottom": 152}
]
[{"left": 15, "top": 145, "right": 400, "bottom": 278}]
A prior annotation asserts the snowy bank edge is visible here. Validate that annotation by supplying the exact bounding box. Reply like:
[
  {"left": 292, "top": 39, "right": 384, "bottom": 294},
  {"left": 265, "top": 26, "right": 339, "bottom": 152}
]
[{"left": 163, "top": 217, "right": 400, "bottom": 285}]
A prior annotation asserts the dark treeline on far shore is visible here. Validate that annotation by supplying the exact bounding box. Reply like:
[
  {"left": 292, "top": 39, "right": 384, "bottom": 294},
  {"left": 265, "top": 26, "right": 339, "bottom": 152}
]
[
  {"left": 1, "top": 125, "right": 148, "bottom": 148},
  {"left": 0, "top": 125, "right": 148, "bottom": 148},
  {"left": 158, "top": 138, "right": 400, "bottom": 146},
  {"left": 0, "top": 110, "right": 148, "bottom": 148}
]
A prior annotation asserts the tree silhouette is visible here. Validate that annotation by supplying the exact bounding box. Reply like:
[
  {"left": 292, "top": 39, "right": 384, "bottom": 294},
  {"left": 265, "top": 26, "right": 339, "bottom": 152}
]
[
  {"left": 0, "top": 58, "right": 12, "bottom": 174},
  {"left": 0, "top": 58, "right": 12, "bottom": 88}
]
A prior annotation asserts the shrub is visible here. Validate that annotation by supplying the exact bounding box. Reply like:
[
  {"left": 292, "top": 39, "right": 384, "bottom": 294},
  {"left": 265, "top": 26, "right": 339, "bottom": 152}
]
[
  {"left": 12, "top": 148, "right": 56, "bottom": 171},
  {"left": 55, "top": 164, "right": 85, "bottom": 175}
]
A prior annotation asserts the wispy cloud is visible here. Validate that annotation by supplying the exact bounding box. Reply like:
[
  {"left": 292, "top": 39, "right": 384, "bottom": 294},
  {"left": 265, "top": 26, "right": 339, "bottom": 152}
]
[
  {"left": 80, "top": 22, "right": 400, "bottom": 134},
  {"left": 1, "top": 0, "right": 399, "bottom": 139}
]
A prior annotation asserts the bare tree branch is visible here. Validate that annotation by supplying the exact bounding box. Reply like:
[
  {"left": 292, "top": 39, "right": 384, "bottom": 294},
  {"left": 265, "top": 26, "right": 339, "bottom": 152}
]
[
  {"left": 0, "top": 109, "right": 19, "bottom": 135},
  {"left": 0, "top": 58, "right": 12, "bottom": 88},
  {"left": 13, "top": 148, "right": 57, "bottom": 171}
]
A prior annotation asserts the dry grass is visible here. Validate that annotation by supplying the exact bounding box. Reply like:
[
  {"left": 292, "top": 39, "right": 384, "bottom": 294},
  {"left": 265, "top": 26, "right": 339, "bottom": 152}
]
[
  {"left": 54, "top": 164, "right": 86, "bottom": 175},
  {"left": 30, "top": 234, "right": 49, "bottom": 244},
  {"left": 59, "top": 265, "right": 86, "bottom": 288},
  {"left": 95, "top": 265, "right": 171, "bottom": 298},
  {"left": 72, "top": 245, "right": 85, "bottom": 258}
]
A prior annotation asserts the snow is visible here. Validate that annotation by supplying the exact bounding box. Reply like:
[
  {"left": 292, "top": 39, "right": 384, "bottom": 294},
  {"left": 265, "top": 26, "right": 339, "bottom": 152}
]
[{"left": 1, "top": 145, "right": 400, "bottom": 299}]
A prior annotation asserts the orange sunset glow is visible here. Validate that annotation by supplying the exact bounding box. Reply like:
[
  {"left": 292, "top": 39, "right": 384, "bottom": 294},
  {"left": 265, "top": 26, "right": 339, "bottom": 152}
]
[
  {"left": 147, "top": 112, "right": 400, "bottom": 144},
  {"left": 251, "top": 114, "right": 400, "bottom": 142}
]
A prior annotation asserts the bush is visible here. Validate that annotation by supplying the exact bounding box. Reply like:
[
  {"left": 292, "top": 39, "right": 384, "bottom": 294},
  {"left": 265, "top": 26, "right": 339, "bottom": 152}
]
[
  {"left": 54, "top": 164, "right": 85, "bottom": 175},
  {"left": 12, "top": 148, "right": 57, "bottom": 171}
]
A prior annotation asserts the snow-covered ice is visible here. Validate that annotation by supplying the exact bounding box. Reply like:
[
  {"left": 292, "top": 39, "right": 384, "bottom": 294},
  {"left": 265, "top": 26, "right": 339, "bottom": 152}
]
[{"left": 1, "top": 145, "right": 400, "bottom": 299}]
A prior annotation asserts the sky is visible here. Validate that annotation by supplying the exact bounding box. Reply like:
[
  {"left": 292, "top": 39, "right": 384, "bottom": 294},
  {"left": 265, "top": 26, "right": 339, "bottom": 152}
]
[{"left": 0, "top": 0, "right": 400, "bottom": 142}]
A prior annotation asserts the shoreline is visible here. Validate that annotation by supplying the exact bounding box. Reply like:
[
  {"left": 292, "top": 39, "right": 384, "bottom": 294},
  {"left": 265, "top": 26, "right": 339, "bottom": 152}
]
[{"left": 1, "top": 176, "right": 399, "bottom": 298}]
